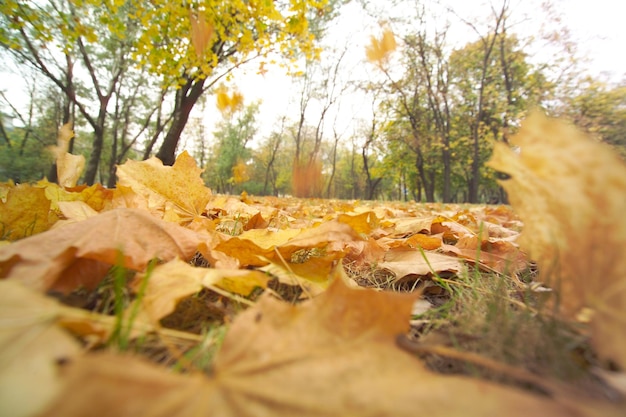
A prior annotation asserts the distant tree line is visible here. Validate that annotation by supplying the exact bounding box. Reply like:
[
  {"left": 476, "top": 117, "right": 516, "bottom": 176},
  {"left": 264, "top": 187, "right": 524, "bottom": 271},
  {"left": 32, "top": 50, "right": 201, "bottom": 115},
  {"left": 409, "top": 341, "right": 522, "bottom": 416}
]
[{"left": 1, "top": 0, "right": 624, "bottom": 203}]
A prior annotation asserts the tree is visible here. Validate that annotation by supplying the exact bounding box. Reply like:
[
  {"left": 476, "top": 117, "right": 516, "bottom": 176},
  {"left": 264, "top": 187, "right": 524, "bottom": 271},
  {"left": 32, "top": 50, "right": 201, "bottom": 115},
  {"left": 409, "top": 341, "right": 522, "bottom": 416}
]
[
  {"left": 0, "top": 75, "right": 63, "bottom": 182},
  {"left": 206, "top": 102, "right": 258, "bottom": 194},
  {"left": 448, "top": 1, "right": 549, "bottom": 202},
  {"left": 256, "top": 117, "right": 287, "bottom": 196},
  {"left": 1, "top": 0, "right": 330, "bottom": 187},
  {"left": 137, "top": 0, "right": 332, "bottom": 166},
  {"left": 561, "top": 78, "right": 626, "bottom": 159}
]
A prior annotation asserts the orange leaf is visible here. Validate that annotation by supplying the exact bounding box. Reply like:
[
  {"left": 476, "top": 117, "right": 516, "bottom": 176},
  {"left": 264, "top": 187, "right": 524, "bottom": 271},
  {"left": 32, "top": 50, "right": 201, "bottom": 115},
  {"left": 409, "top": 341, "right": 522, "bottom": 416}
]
[
  {"left": 0, "top": 208, "right": 202, "bottom": 293},
  {"left": 188, "top": 10, "right": 214, "bottom": 59}
]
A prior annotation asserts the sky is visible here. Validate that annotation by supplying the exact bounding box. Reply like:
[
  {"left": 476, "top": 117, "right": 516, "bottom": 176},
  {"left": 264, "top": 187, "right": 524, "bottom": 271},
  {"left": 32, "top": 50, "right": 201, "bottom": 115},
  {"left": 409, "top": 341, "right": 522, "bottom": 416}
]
[{"left": 200, "top": 0, "right": 626, "bottom": 145}]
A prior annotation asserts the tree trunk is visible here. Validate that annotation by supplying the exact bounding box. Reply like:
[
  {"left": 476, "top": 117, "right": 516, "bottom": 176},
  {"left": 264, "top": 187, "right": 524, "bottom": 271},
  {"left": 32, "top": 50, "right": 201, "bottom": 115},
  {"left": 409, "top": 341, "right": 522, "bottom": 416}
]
[{"left": 156, "top": 77, "right": 206, "bottom": 165}]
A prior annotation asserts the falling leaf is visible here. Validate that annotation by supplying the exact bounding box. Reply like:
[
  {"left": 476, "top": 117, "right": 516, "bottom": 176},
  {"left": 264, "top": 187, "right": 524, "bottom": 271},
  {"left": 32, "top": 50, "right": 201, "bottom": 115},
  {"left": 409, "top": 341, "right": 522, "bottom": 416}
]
[
  {"left": 116, "top": 151, "right": 212, "bottom": 224},
  {"left": 0, "top": 183, "right": 57, "bottom": 240},
  {"left": 56, "top": 152, "right": 85, "bottom": 188},
  {"left": 488, "top": 111, "right": 626, "bottom": 369},
  {"left": 47, "top": 123, "right": 85, "bottom": 187},
  {"left": 365, "top": 28, "right": 397, "bottom": 64},
  {"left": 0, "top": 208, "right": 202, "bottom": 293},
  {"left": 0, "top": 280, "right": 80, "bottom": 417},
  {"left": 188, "top": 10, "right": 214, "bottom": 59},
  {"left": 215, "top": 85, "right": 244, "bottom": 115}
]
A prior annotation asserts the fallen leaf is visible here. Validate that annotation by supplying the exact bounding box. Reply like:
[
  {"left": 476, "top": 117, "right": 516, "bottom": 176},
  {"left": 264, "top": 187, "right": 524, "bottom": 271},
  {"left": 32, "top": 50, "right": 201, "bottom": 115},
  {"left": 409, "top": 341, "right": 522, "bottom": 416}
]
[
  {"left": 379, "top": 247, "right": 463, "bottom": 281},
  {"left": 336, "top": 211, "right": 379, "bottom": 234},
  {"left": 0, "top": 280, "right": 80, "bottom": 417},
  {"left": 42, "top": 181, "right": 114, "bottom": 213},
  {"left": 129, "top": 258, "right": 268, "bottom": 323},
  {"left": 488, "top": 111, "right": 626, "bottom": 369},
  {"left": 38, "top": 266, "right": 581, "bottom": 417},
  {"left": 0, "top": 183, "right": 57, "bottom": 240},
  {"left": 455, "top": 235, "right": 527, "bottom": 274},
  {"left": 116, "top": 151, "right": 212, "bottom": 224},
  {"left": 0, "top": 208, "right": 202, "bottom": 293}
]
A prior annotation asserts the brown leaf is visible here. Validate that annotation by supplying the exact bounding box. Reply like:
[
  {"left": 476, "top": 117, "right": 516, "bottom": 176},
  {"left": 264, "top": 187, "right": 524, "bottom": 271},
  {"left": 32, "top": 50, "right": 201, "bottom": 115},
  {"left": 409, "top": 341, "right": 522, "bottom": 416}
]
[
  {"left": 0, "top": 280, "right": 80, "bottom": 417},
  {"left": 40, "top": 266, "right": 578, "bottom": 417},
  {"left": 488, "top": 111, "right": 626, "bottom": 369},
  {"left": 0, "top": 208, "right": 202, "bottom": 293}
]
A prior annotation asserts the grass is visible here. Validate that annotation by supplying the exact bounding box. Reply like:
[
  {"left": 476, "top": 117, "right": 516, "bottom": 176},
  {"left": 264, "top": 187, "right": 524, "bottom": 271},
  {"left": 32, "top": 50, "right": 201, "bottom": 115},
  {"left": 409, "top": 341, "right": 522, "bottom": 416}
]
[
  {"left": 344, "top": 253, "right": 610, "bottom": 398},
  {"left": 52, "top": 244, "right": 610, "bottom": 399}
]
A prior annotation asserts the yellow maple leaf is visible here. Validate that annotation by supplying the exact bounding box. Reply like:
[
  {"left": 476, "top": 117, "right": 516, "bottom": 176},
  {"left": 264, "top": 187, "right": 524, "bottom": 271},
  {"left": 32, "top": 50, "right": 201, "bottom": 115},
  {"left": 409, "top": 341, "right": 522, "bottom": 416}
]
[
  {"left": 215, "top": 85, "right": 244, "bottom": 115},
  {"left": 116, "top": 151, "right": 212, "bottom": 223},
  {"left": 0, "top": 184, "right": 57, "bottom": 240},
  {"left": 365, "top": 28, "right": 397, "bottom": 64},
  {"left": 488, "top": 111, "right": 626, "bottom": 369}
]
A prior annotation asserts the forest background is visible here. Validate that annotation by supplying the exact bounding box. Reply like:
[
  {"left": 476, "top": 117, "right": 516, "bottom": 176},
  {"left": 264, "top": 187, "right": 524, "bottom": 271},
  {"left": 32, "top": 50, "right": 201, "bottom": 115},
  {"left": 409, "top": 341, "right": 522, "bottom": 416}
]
[{"left": 0, "top": 0, "right": 624, "bottom": 203}]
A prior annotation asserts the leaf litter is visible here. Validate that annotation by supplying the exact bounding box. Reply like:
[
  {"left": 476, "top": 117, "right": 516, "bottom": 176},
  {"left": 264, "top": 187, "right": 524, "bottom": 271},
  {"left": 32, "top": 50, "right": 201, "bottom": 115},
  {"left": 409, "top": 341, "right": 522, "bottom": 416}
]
[{"left": 0, "top": 112, "right": 625, "bottom": 416}]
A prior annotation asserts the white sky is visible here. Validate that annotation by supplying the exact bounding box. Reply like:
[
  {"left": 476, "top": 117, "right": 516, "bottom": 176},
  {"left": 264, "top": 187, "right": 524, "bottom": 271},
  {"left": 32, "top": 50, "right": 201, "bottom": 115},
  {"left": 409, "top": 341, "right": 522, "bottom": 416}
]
[{"left": 201, "top": 0, "right": 626, "bottom": 147}]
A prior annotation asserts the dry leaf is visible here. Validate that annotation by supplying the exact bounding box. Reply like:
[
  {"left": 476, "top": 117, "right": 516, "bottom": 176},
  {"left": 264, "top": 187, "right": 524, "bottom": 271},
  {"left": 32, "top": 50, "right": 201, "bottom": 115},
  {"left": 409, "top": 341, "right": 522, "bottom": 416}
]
[
  {"left": 0, "top": 183, "right": 57, "bottom": 240},
  {"left": 455, "top": 235, "right": 527, "bottom": 274},
  {"left": 365, "top": 28, "right": 397, "bottom": 64},
  {"left": 379, "top": 247, "right": 463, "bottom": 281},
  {"left": 38, "top": 267, "right": 579, "bottom": 417},
  {"left": 189, "top": 10, "right": 214, "bottom": 59},
  {"left": 0, "top": 208, "right": 202, "bottom": 293},
  {"left": 488, "top": 111, "right": 626, "bottom": 369},
  {"left": 116, "top": 151, "right": 212, "bottom": 224},
  {"left": 0, "top": 280, "right": 80, "bottom": 417},
  {"left": 47, "top": 123, "right": 84, "bottom": 187},
  {"left": 129, "top": 258, "right": 268, "bottom": 323}
]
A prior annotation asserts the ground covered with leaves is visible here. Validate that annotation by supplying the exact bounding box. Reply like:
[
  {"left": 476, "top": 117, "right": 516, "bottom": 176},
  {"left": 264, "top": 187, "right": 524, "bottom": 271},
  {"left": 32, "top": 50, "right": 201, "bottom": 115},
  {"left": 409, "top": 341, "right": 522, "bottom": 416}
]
[{"left": 1, "top": 112, "right": 625, "bottom": 416}]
